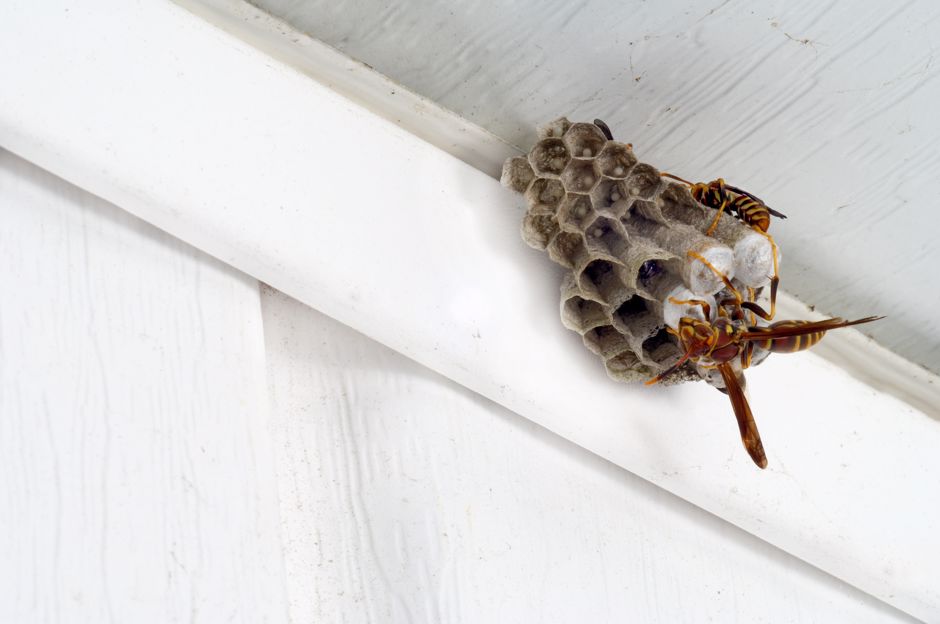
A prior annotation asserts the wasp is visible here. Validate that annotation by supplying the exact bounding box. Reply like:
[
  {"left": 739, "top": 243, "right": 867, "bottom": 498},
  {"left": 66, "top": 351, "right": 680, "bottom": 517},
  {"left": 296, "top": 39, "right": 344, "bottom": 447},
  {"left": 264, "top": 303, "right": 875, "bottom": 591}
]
[
  {"left": 660, "top": 174, "right": 787, "bottom": 235},
  {"left": 648, "top": 251, "right": 882, "bottom": 468},
  {"left": 662, "top": 173, "right": 786, "bottom": 319}
]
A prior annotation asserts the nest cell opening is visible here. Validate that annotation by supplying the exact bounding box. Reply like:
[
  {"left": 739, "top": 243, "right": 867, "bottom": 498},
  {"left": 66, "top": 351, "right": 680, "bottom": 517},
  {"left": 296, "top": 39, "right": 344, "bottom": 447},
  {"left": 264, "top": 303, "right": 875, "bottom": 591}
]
[
  {"left": 617, "top": 293, "right": 648, "bottom": 317},
  {"left": 627, "top": 199, "right": 668, "bottom": 224},
  {"left": 637, "top": 258, "right": 663, "bottom": 283},
  {"left": 547, "top": 231, "right": 586, "bottom": 269},
  {"left": 521, "top": 213, "right": 560, "bottom": 250},
  {"left": 642, "top": 326, "right": 680, "bottom": 365},
  {"left": 636, "top": 257, "right": 682, "bottom": 300},
  {"left": 563, "top": 123, "right": 608, "bottom": 159},
  {"left": 529, "top": 138, "right": 570, "bottom": 177},
  {"left": 584, "top": 216, "right": 629, "bottom": 258},
  {"left": 605, "top": 349, "right": 648, "bottom": 380},
  {"left": 597, "top": 143, "right": 637, "bottom": 178},
  {"left": 562, "top": 296, "right": 609, "bottom": 333},
  {"left": 558, "top": 193, "right": 596, "bottom": 232},
  {"left": 626, "top": 163, "right": 661, "bottom": 199},
  {"left": 538, "top": 118, "right": 572, "bottom": 139},
  {"left": 583, "top": 324, "right": 630, "bottom": 357},
  {"left": 525, "top": 178, "right": 565, "bottom": 214},
  {"left": 501, "top": 157, "right": 536, "bottom": 193},
  {"left": 579, "top": 259, "right": 627, "bottom": 304},
  {"left": 659, "top": 183, "right": 705, "bottom": 225},
  {"left": 590, "top": 178, "right": 631, "bottom": 217},
  {"left": 561, "top": 159, "right": 601, "bottom": 193},
  {"left": 612, "top": 294, "right": 656, "bottom": 333}
]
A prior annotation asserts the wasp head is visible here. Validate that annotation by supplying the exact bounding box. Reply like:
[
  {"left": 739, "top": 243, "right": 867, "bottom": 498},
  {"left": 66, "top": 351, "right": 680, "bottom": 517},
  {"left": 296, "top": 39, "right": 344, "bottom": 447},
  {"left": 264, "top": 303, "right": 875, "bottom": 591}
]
[{"left": 675, "top": 317, "right": 717, "bottom": 359}]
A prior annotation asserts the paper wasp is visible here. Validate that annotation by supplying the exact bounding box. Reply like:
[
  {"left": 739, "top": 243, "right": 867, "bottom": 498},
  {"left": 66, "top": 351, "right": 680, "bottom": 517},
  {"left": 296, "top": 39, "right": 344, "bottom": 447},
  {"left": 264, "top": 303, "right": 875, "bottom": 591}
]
[
  {"left": 647, "top": 251, "right": 882, "bottom": 468},
  {"left": 660, "top": 175, "right": 787, "bottom": 235},
  {"left": 661, "top": 173, "right": 786, "bottom": 319}
]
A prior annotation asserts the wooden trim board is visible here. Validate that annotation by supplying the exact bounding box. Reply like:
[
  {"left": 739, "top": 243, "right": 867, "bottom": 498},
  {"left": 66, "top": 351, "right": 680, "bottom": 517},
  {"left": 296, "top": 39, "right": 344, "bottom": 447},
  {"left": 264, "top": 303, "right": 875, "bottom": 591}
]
[{"left": 1, "top": 1, "right": 938, "bottom": 619}]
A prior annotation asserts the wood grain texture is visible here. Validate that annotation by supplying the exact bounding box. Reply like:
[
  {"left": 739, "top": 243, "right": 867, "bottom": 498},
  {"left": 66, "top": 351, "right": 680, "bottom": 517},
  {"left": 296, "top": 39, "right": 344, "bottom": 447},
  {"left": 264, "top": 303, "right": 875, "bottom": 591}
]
[
  {"left": 260, "top": 286, "right": 915, "bottom": 624},
  {"left": 0, "top": 151, "right": 288, "bottom": 623},
  {"left": 2, "top": 4, "right": 937, "bottom": 618},
  {"left": 249, "top": 0, "right": 940, "bottom": 375}
]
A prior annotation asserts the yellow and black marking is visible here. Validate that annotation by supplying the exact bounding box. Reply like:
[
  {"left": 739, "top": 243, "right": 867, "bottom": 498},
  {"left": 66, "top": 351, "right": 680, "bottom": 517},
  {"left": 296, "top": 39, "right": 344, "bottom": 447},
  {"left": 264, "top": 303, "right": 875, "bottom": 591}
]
[
  {"left": 749, "top": 320, "right": 826, "bottom": 353},
  {"left": 741, "top": 317, "right": 890, "bottom": 355},
  {"left": 660, "top": 174, "right": 783, "bottom": 234},
  {"left": 726, "top": 193, "right": 770, "bottom": 233}
]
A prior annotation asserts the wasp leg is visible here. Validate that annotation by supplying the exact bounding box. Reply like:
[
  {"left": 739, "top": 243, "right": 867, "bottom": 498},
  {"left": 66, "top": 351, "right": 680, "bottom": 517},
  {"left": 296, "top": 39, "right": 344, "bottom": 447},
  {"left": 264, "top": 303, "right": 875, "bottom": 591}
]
[
  {"left": 746, "top": 287, "right": 757, "bottom": 326},
  {"left": 686, "top": 250, "right": 743, "bottom": 306},
  {"left": 740, "top": 341, "right": 755, "bottom": 370},
  {"left": 741, "top": 285, "right": 775, "bottom": 319},
  {"left": 667, "top": 296, "right": 711, "bottom": 320},
  {"left": 705, "top": 178, "right": 730, "bottom": 236},
  {"left": 757, "top": 229, "right": 779, "bottom": 320}
]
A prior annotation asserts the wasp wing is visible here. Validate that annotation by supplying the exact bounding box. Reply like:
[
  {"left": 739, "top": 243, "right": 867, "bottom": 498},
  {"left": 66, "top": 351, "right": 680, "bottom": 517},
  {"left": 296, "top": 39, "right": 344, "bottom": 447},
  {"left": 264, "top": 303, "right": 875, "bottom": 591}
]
[
  {"left": 723, "top": 183, "right": 787, "bottom": 219},
  {"left": 718, "top": 364, "right": 767, "bottom": 469},
  {"left": 593, "top": 119, "right": 614, "bottom": 141},
  {"left": 742, "top": 316, "right": 883, "bottom": 341}
]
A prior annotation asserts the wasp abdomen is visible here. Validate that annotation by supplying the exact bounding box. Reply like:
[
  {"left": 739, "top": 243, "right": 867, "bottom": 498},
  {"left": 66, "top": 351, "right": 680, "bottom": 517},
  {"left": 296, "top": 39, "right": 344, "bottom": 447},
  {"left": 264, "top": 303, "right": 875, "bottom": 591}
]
[
  {"left": 751, "top": 320, "right": 826, "bottom": 353},
  {"left": 731, "top": 196, "right": 771, "bottom": 232}
]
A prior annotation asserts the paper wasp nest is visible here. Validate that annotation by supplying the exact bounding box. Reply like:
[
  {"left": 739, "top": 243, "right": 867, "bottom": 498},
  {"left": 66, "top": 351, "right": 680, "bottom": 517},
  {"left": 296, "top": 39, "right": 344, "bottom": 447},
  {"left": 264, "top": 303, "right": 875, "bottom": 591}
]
[{"left": 502, "top": 118, "right": 775, "bottom": 385}]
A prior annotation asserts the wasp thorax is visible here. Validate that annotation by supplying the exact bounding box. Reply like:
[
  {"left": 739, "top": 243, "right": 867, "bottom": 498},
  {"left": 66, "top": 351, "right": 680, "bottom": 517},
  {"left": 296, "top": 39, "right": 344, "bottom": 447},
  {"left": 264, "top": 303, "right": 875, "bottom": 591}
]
[
  {"left": 501, "top": 117, "right": 777, "bottom": 386},
  {"left": 677, "top": 318, "right": 716, "bottom": 353}
]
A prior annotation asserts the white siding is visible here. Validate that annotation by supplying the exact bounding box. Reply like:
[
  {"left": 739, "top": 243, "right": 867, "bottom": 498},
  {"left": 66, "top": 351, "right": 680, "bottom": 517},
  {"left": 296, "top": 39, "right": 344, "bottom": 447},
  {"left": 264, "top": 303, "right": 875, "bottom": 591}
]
[
  {"left": 2, "top": 3, "right": 938, "bottom": 617},
  {"left": 0, "top": 149, "right": 913, "bottom": 622},
  {"left": 0, "top": 151, "right": 288, "bottom": 623},
  {"left": 262, "top": 287, "right": 912, "bottom": 624},
  {"left": 1, "top": 2, "right": 937, "bottom": 620}
]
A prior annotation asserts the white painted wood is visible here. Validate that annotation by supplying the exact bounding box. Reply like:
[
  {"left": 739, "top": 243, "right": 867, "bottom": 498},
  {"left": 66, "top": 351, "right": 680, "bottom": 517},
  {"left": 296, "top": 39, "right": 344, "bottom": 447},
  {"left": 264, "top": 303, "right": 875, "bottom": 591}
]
[
  {"left": 3, "top": 145, "right": 910, "bottom": 624},
  {"left": 261, "top": 286, "right": 915, "bottom": 624},
  {"left": 1, "top": 3, "right": 938, "bottom": 619},
  {"left": 775, "top": 291, "right": 940, "bottom": 419},
  {"left": 176, "top": 0, "right": 940, "bottom": 419},
  {"left": 176, "top": 0, "right": 518, "bottom": 177},
  {"left": 0, "top": 150, "right": 288, "bottom": 623},
  {"left": 248, "top": 0, "right": 940, "bottom": 376}
]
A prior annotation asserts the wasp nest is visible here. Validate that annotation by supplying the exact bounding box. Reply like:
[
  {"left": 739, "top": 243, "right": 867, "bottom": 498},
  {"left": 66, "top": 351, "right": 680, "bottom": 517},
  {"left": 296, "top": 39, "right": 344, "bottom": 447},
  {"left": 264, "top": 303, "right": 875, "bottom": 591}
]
[{"left": 502, "top": 118, "right": 776, "bottom": 384}]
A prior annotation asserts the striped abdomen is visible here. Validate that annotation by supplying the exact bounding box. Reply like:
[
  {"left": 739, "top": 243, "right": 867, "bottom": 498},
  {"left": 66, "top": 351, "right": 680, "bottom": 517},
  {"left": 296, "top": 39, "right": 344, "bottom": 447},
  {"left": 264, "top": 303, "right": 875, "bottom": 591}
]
[
  {"left": 749, "top": 321, "right": 826, "bottom": 353},
  {"left": 690, "top": 184, "right": 771, "bottom": 232},
  {"left": 730, "top": 195, "right": 771, "bottom": 232}
]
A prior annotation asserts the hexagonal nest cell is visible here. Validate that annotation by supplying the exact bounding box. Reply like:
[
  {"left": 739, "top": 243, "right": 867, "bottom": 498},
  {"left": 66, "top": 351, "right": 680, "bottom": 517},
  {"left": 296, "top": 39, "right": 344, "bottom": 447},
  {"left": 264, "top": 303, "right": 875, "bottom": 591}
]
[
  {"left": 561, "top": 159, "right": 600, "bottom": 193},
  {"left": 525, "top": 178, "right": 565, "bottom": 214},
  {"left": 528, "top": 138, "right": 569, "bottom": 178},
  {"left": 563, "top": 122, "right": 608, "bottom": 159},
  {"left": 597, "top": 143, "right": 637, "bottom": 179},
  {"left": 557, "top": 193, "right": 596, "bottom": 232},
  {"left": 501, "top": 117, "right": 771, "bottom": 385}
]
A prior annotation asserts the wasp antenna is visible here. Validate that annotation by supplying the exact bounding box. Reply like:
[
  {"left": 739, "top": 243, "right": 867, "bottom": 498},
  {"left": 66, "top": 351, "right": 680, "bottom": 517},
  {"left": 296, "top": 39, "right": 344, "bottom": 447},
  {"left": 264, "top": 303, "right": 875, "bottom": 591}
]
[
  {"left": 645, "top": 350, "right": 694, "bottom": 385},
  {"left": 660, "top": 172, "right": 694, "bottom": 186}
]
